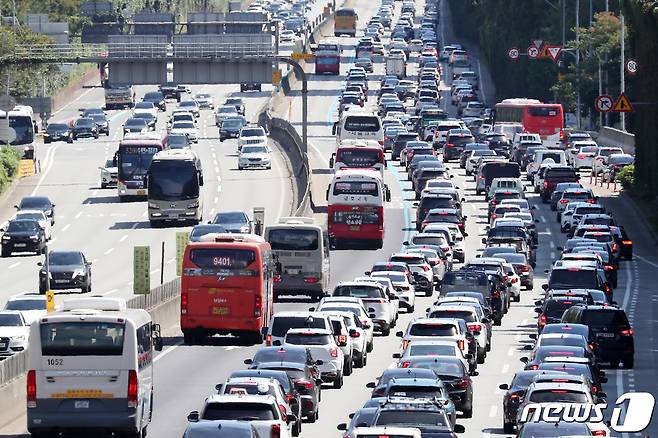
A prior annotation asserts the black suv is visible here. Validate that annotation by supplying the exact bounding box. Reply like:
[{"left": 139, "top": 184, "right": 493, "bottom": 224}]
[
  {"left": 143, "top": 91, "right": 166, "bottom": 111},
  {"left": 416, "top": 194, "right": 457, "bottom": 229},
  {"left": 443, "top": 129, "right": 475, "bottom": 162},
  {"left": 38, "top": 250, "right": 92, "bottom": 294},
  {"left": 72, "top": 117, "right": 99, "bottom": 139},
  {"left": 44, "top": 123, "right": 73, "bottom": 144},
  {"left": 1, "top": 219, "right": 47, "bottom": 257},
  {"left": 16, "top": 196, "right": 55, "bottom": 224},
  {"left": 562, "top": 305, "right": 634, "bottom": 368},
  {"left": 392, "top": 132, "right": 419, "bottom": 160}
]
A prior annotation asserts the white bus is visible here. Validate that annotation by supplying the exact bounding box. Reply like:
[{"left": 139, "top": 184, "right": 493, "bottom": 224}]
[
  {"left": 0, "top": 107, "right": 37, "bottom": 158},
  {"left": 146, "top": 148, "right": 204, "bottom": 227},
  {"left": 332, "top": 111, "right": 384, "bottom": 148},
  {"left": 264, "top": 217, "right": 330, "bottom": 301},
  {"left": 27, "top": 297, "right": 163, "bottom": 438},
  {"left": 326, "top": 169, "right": 390, "bottom": 250}
]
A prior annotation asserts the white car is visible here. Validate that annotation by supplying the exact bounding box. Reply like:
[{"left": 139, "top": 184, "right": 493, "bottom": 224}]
[
  {"left": 238, "top": 144, "right": 272, "bottom": 170},
  {"left": 502, "top": 262, "right": 521, "bottom": 301},
  {"left": 462, "top": 101, "right": 485, "bottom": 118},
  {"left": 193, "top": 93, "right": 214, "bottom": 109},
  {"left": 421, "top": 178, "right": 456, "bottom": 195},
  {"left": 332, "top": 280, "right": 396, "bottom": 335},
  {"left": 396, "top": 318, "right": 469, "bottom": 357},
  {"left": 170, "top": 121, "right": 198, "bottom": 143},
  {"left": 466, "top": 149, "right": 497, "bottom": 175},
  {"left": 238, "top": 126, "right": 268, "bottom": 151},
  {"left": 178, "top": 100, "right": 200, "bottom": 118},
  {"left": 11, "top": 209, "right": 52, "bottom": 240},
  {"left": 187, "top": 394, "right": 293, "bottom": 438},
  {"left": 3, "top": 294, "right": 48, "bottom": 325},
  {"left": 420, "top": 223, "right": 465, "bottom": 263},
  {"left": 315, "top": 299, "right": 375, "bottom": 351},
  {"left": 572, "top": 143, "right": 600, "bottom": 170},
  {"left": 353, "top": 276, "right": 400, "bottom": 321},
  {"left": 427, "top": 305, "right": 489, "bottom": 363},
  {"left": 370, "top": 271, "right": 416, "bottom": 312},
  {"left": 168, "top": 112, "right": 196, "bottom": 129},
  {"left": 99, "top": 158, "right": 118, "bottom": 189},
  {"left": 396, "top": 339, "right": 471, "bottom": 371},
  {"left": 320, "top": 310, "right": 369, "bottom": 368},
  {"left": 132, "top": 101, "right": 158, "bottom": 119},
  {"left": 0, "top": 311, "right": 30, "bottom": 357},
  {"left": 284, "top": 328, "right": 345, "bottom": 388}
]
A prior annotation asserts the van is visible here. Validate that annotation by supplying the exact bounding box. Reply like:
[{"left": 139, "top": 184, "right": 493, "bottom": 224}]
[
  {"left": 476, "top": 161, "right": 521, "bottom": 195},
  {"left": 487, "top": 177, "right": 524, "bottom": 200},
  {"left": 385, "top": 53, "right": 406, "bottom": 79},
  {"left": 527, "top": 149, "right": 567, "bottom": 178},
  {"left": 26, "top": 297, "right": 163, "bottom": 438},
  {"left": 264, "top": 311, "right": 332, "bottom": 346}
]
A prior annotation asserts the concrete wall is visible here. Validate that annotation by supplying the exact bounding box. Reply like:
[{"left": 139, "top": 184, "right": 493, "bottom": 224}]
[{"left": 597, "top": 126, "right": 635, "bottom": 155}]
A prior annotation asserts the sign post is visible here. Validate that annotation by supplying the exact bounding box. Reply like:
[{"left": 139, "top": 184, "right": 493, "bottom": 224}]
[
  {"left": 133, "top": 246, "right": 151, "bottom": 295},
  {"left": 176, "top": 232, "right": 189, "bottom": 276}
]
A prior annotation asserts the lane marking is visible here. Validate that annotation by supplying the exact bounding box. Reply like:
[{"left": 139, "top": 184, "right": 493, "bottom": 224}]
[
  {"left": 30, "top": 144, "right": 58, "bottom": 196},
  {"left": 104, "top": 247, "right": 114, "bottom": 255},
  {"left": 120, "top": 235, "right": 128, "bottom": 242},
  {"left": 501, "top": 363, "right": 510, "bottom": 374},
  {"left": 74, "top": 212, "right": 82, "bottom": 220},
  {"left": 153, "top": 340, "right": 184, "bottom": 363},
  {"left": 61, "top": 224, "right": 71, "bottom": 232},
  {"left": 8, "top": 262, "right": 20, "bottom": 269}
]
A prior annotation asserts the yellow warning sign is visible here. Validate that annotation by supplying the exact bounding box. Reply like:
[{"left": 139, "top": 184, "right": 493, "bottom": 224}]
[
  {"left": 272, "top": 70, "right": 282, "bottom": 85},
  {"left": 290, "top": 53, "right": 315, "bottom": 60},
  {"left": 612, "top": 93, "right": 634, "bottom": 113},
  {"left": 538, "top": 46, "right": 550, "bottom": 60},
  {"left": 18, "top": 160, "right": 35, "bottom": 178}
]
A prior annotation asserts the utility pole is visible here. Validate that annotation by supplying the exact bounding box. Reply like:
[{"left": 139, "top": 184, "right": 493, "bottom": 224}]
[
  {"left": 576, "top": 0, "right": 581, "bottom": 129},
  {"left": 620, "top": 11, "right": 625, "bottom": 131},
  {"left": 561, "top": 0, "right": 566, "bottom": 47}
]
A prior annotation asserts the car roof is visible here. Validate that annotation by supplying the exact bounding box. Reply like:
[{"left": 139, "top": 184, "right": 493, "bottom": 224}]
[
  {"left": 285, "top": 328, "right": 333, "bottom": 335},
  {"left": 205, "top": 394, "right": 277, "bottom": 404}
]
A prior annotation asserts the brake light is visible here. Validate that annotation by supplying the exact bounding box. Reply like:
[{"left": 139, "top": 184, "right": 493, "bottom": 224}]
[
  {"left": 468, "top": 323, "right": 482, "bottom": 332},
  {"left": 604, "top": 264, "right": 614, "bottom": 271},
  {"left": 544, "top": 181, "right": 549, "bottom": 188},
  {"left": 254, "top": 295, "right": 262, "bottom": 317},
  {"left": 272, "top": 423, "right": 281, "bottom": 438},
  {"left": 612, "top": 243, "right": 619, "bottom": 252},
  {"left": 421, "top": 265, "right": 430, "bottom": 271},
  {"left": 577, "top": 154, "right": 586, "bottom": 159},
  {"left": 511, "top": 277, "right": 518, "bottom": 283},
  {"left": 492, "top": 290, "right": 501, "bottom": 299},
  {"left": 128, "top": 370, "right": 138, "bottom": 408},
  {"left": 401, "top": 361, "right": 411, "bottom": 368},
  {"left": 274, "top": 276, "right": 282, "bottom": 283},
  {"left": 446, "top": 143, "right": 454, "bottom": 147},
  {"left": 620, "top": 329, "right": 634, "bottom": 336},
  {"left": 266, "top": 334, "right": 272, "bottom": 346},
  {"left": 458, "top": 339, "right": 465, "bottom": 351},
  {"left": 338, "top": 335, "right": 347, "bottom": 344},
  {"left": 278, "top": 403, "right": 287, "bottom": 416},
  {"left": 560, "top": 199, "right": 569, "bottom": 204},
  {"left": 518, "top": 265, "right": 530, "bottom": 272},
  {"left": 350, "top": 330, "right": 361, "bottom": 338},
  {"left": 454, "top": 378, "right": 469, "bottom": 389},
  {"left": 27, "top": 370, "right": 36, "bottom": 408},
  {"left": 539, "top": 314, "right": 547, "bottom": 328},
  {"left": 297, "top": 379, "right": 314, "bottom": 390},
  {"left": 586, "top": 199, "right": 596, "bottom": 204},
  {"left": 330, "top": 347, "right": 339, "bottom": 358},
  {"left": 181, "top": 291, "right": 188, "bottom": 315},
  {"left": 304, "top": 277, "right": 319, "bottom": 283},
  {"left": 378, "top": 140, "right": 384, "bottom": 146},
  {"left": 622, "top": 240, "right": 633, "bottom": 245},
  {"left": 402, "top": 340, "right": 409, "bottom": 350},
  {"left": 592, "top": 430, "right": 607, "bottom": 436}
]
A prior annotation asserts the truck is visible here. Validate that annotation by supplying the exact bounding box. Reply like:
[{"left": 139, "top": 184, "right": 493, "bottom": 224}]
[
  {"left": 104, "top": 85, "right": 135, "bottom": 110},
  {"left": 385, "top": 54, "right": 406, "bottom": 79}
]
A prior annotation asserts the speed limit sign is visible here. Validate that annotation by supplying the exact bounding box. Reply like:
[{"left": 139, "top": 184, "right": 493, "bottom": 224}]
[
  {"left": 508, "top": 47, "right": 520, "bottom": 60},
  {"left": 625, "top": 59, "right": 638, "bottom": 75}
]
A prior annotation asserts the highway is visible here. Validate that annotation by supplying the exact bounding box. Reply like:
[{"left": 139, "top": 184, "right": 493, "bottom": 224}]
[{"left": 1, "top": 0, "right": 658, "bottom": 436}]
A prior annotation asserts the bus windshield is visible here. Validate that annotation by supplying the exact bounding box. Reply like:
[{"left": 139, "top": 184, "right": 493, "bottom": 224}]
[
  {"left": 344, "top": 116, "right": 380, "bottom": 132},
  {"left": 119, "top": 146, "right": 160, "bottom": 179},
  {"left": 336, "top": 149, "right": 382, "bottom": 167},
  {"left": 148, "top": 160, "right": 199, "bottom": 201},
  {"left": 40, "top": 322, "right": 125, "bottom": 356},
  {"left": 333, "top": 181, "right": 379, "bottom": 196},
  {"left": 268, "top": 228, "right": 319, "bottom": 251}
]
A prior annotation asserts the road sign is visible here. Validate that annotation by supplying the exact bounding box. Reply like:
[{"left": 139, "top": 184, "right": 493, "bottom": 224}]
[
  {"left": 527, "top": 46, "right": 539, "bottom": 59},
  {"left": 272, "top": 69, "right": 282, "bottom": 85},
  {"left": 532, "top": 39, "right": 544, "bottom": 49},
  {"left": 625, "top": 59, "right": 638, "bottom": 75},
  {"left": 538, "top": 46, "right": 550, "bottom": 59},
  {"left": 290, "top": 52, "right": 315, "bottom": 60},
  {"left": 594, "top": 95, "right": 613, "bottom": 113},
  {"left": 546, "top": 45, "right": 562, "bottom": 62},
  {"left": 46, "top": 291, "right": 55, "bottom": 313},
  {"left": 612, "top": 93, "right": 634, "bottom": 113},
  {"left": 508, "top": 47, "right": 520, "bottom": 60},
  {"left": 133, "top": 246, "right": 151, "bottom": 295},
  {"left": 175, "top": 231, "right": 189, "bottom": 276}
]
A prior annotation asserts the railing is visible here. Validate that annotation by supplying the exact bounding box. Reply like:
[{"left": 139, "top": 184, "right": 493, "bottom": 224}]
[
  {"left": 0, "top": 277, "right": 181, "bottom": 388},
  {"left": 172, "top": 43, "right": 274, "bottom": 59}
]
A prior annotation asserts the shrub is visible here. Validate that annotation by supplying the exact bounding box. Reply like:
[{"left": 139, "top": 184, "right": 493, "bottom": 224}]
[
  {"left": 616, "top": 164, "right": 635, "bottom": 190},
  {"left": 0, "top": 146, "right": 20, "bottom": 194}
]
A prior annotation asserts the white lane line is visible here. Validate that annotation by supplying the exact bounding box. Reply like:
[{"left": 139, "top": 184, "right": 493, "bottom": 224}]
[
  {"left": 8, "top": 262, "right": 20, "bottom": 269},
  {"left": 131, "top": 222, "right": 139, "bottom": 230},
  {"left": 166, "top": 257, "right": 175, "bottom": 264},
  {"left": 488, "top": 405, "right": 497, "bottom": 418},
  {"left": 91, "top": 259, "right": 98, "bottom": 264},
  {"left": 104, "top": 247, "right": 114, "bottom": 255},
  {"left": 501, "top": 363, "right": 510, "bottom": 374},
  {"left": 61, "top": 223, "right": 71, "bottom": 232},
  {"left": 50, "top": 237, "right": 57, "bottom": 244},
  {"left": 636, "top": 254, "right": 658, "bottom": 268},
  {"left": 213, "top": 196, "right": 218, "bottom": 204},
  {"left": 225, "top": 346, "right": 245, "bottom": 351},
  {"left": 31, "top": 144, "right": 58, "bottom": 196},
  {"left": 507, "top": 346, "right": 515, "bottom": 356},
  {"left": 549, "top": 241, "right": 555, "bottom": 249},
  {"left": 101, "top": 288, "right": 118, "bottom": 296},
  {"left": 150, "top": 269, "right": 159, "bottom": 275},
  {"left": 120, "top": 235, "right": 128, "bottom": 242},
  {"left": 540, "top": 215, "right": 547, "bottom": 223},
  {"left": 74, "top": 211, "right": 82, "bottom": 220},
  {"left": 51, "top": 87, "right": 96, "bottom": 116}
]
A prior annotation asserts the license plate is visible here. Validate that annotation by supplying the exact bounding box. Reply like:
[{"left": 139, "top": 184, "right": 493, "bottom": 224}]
[
  {"left": 14, "top": 243, "right": 26, "bottom": 247},
  {"left": 212, "top": 307, "right": 229, "bottom": 315},
  {"left": 287, "top": 269, "right": 300, "bottom": 275},
  {"left": 349, "top": 225, "right": 361, "bottom": 231},
  {"left": 74, "top": 400, "right": 89, "bottom": 409},
  {"left": 137, "top": 190, "right": 146, "bottom": 196},
  {"left": 598, "top": 333, "right": 615, "bottom": 338},
  {"left": 55, "top": 279, "right": 69, "bottom": 284}
]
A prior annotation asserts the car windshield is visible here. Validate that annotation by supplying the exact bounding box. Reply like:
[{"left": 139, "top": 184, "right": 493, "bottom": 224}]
[
  {"left": 49, "top": 252, "right": 83, "bottom": 265},
  {"left": 5, "top": 298, "right": 46, "bottom": 311},
  {"left": 125, "top": 119, "right": 147, "bottom": 127},
  {"left": 173, "top": 122, "right": 195, "bottom": 129},
  {"left": 15, "top": 212, "right": 42, "bottom": 221},
  {"left": 7, "top": 221, "right": 39, "bottom": 232},
  {"left": 135, "top": 102, "right": 153, "bottom": 109},
  {"left": 144, "top": 92, "right": 163, "bottom": 101},
  {"left": 190, "top": 225, "right": 226, "bottom": 239},
  {"left": 581, "top": 310, "right": 629, "bottom": 328},
  {"left": 40, "top": 322, "right": 124, "bottom": 356},
  {"left": 408, "top": 344, "right": 455, "bottom": 356},
  {"left": 242, "top": 128, "right": 265, "bottom": 137},
  {"left": 222, "top": 120, "right": 243, "bottom": 129},
  {"left": 0, "top": 314, "right": 23, "bottom": 326},
  {"left": 253, "top": 347, "right": 307, "bottom": 363},
  {"left": 388, "top": 385, "right": 442, "bottom": 398},
  {"left": 76, "top": 118, "right": 93, "bottom": 127},
  {"left": 179, "top": 101, "right": 196, "bottom": 107},
  {"left": 519, "top": 423, "right": 590, "bottom": 436},
  {"left": 169, "top": 135, "right": 189, "bottom": 148},
  {"left": 372, "top": 273, "right": 407, "bottom": 283},
  {"left": 267, "top": 228, "right": 319, "bottom": 251},
  {"left": 333, "top": 285, "right": 382, "bottom": 298},
  {"left": 242, "top": 146, "right": 267, "bottom": 154},
  {"left": 219, "top": 106, "right": 238, "bottom": 114},
  {"left": 285, "top": 333, "right": 332, "bottom": 345},
  {"left": 47, "top": 124, "right": 68, "bottom": 131},
  {"left": 202, "top": 403, "right": 275, "bottom": 421},
  {"left": 429, "top": 310, "right": 475, "bottom": 322},
  {"left": 549, "top": 270, "right": 596, "bottom": 288}
]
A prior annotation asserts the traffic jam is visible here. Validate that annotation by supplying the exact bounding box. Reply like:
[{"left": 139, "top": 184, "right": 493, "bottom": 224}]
[{"left": 175, "top": 0, "right": 636, "bottom": 435}]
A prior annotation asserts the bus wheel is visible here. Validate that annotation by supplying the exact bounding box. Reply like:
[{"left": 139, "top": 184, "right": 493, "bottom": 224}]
[
  {"left": 246, "top": 331, "right": 263, "bottom": 345},
  {"left": 183, "top": 331, "right": 196, "bottom": 345}
]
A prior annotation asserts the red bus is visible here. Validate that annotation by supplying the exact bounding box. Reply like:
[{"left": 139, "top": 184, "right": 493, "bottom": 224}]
[
  {"left": 326, "top": 169, "right": 390, "bottom": 250},
  {"left": 315, "top": 40, "right": 340, "bottom": 75},
  {"left": 180, "top": 233, "right": 276, "bottom": 345},
  {"left": 329, "top": 141, "right": 386, "bottom": 177},
  {"left": 493, "top": 99, "right": 564, "bottom": 148}
]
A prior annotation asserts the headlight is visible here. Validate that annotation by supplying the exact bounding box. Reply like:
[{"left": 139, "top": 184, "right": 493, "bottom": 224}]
[
  {"left": 187, "top": 201, "right": 199, "bottom": 208},
  {"left": 239, "top": 225, "right": 251, "bottom": 233},
  {"left": 73, "top": 269, "right": 85, "bottom": 278},
  {"left": 30, "top": 235, "right": 39, "bottom": 240},
  {"left": 148, "top": 202, "right": 160, "bottom": 209},
  {"left": 11, "top": 335, "right": 25, "bottom": 341}
]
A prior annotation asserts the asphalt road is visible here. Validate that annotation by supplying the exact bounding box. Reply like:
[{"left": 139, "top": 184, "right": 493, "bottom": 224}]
[{"left": 2, "top": 0, "right": 658, "bottom": 436}]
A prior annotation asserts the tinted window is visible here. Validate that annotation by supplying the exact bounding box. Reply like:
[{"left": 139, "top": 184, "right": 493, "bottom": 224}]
[
  {"left": 549, "top": 270, "right": 597, "bottom": 288},
  {"left": 202, "top": 403, "right": 275, "bottom": 421},
  {"left": 214, "top": 212, "right": 247, "bottom": 224},
  {"left": 544, "top": 300, "right": 583, "bottom": 318},
  {"left": 376, "top": 410, "right": 448, "bottom": 427},
  {"left": 286, "top": 333, "right": 332, "bottom": 345},
  {"left": 5, "top": 299, "right": 46, "bottom": 311},
  {"left": 271, "top": 317, "right": 327, "bottom": 337},
  {"left": 528, "top": 390, "right": 588, "bottom": 403},
  {"left": 333, "top": 285, "right": 382, "bottom": 298},
  {"left": 387, "top": 385, "right": 442, "bottom": 398},
  {"left": 268, "top": 229, "right": 319, "bottom": 251},
  {"left": 40, "top": 322, "right": 125, "bottom": 356},
  {"left": 409, "top": 324, "right": 457, "bottom": 336},
  {"left": 546, "top": 168, "right": 577, "bottom": 178},
  {"left": 333, "top": 181, "right": 379, "bottom": 196},
  {"left": 581, "top": 310, "right": 629, "bottom": 327},
  {"left": 49, "top": 252, "right": 83, "bottom": 265},
  {"left": 429, "top": 310, "right": 475, "bottom": 322},
  {"left": 0, "top": 314, "right": 23, "bottom": 326},
  {"left": 7, "top": 221, "right": 39, "bottom": 232},
  {"left": 527, "top": 106, "right": 560, "bottom": 117},
  {"left": 344, "top": 116, "right": 381, "bottom": 132}
]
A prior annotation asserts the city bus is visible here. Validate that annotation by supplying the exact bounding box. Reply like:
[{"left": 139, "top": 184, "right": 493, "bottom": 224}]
[
  {"left": 329, "top": 140, "right": 386, "bottom": 177},
  {"left": 180, "top": 233, "right": 276, "bottom": 345},
  {"left": 116, "top": 133, "right": 168, "bottom": 200},
  {"left": 334, "top": 8, "right": 358, "bottom": 37},
  {"left": 494, "top": 99, "right": 564, "bottom": 148},
  {"left": 326, "top": 169, "right": 391, "bottom": 250},
  {"left": 26, "top": 297, "right": 163, "bottom": 438},
  {"left": 315, "top": 40, "right": 341, "bottom": 75},
  {"left": 146, "top": 149, "right": 204, "bottom": 227},
  {"left": 0, "top": 107, "right": 37, "bottom": 158},
  {"left": 264, "top": 217, "right": 330, "bottom": 301},
  {"left": 333, "top": 111, "right": 384, "bottom": 148}
]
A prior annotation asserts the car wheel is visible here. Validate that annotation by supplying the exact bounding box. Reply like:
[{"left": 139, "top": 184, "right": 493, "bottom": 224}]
[
  {"left": 494, "top": 317, "right": 502, "bottom": 326},
  {"left": 343, "top": 359, "right": 352, "bottom": 376},
  {"left": 503, "top": 421, "right": 515, "bottom": 434},
  {"left": 293, "top": 420, "right": 301, "bottom": 436},
  {"left": 408, "top": 305, "right": 415, "bottom": 313},
  {"left": 307, "top": 409, "right": 318, "bottom": 423},
  {"left": 183, "top": 331, "right": 196, "bottom": 345},
  {"left": 462, "top": 405, "right": 473, "bottom": 418},
  {"left": 381, "top": 326, "right": 391, "bottom": 336},
  {"left": 101, "top": 182, "right": 107, "bottom": 189},
  {"left": 623, "top": 356, "right": 634, "bottom": 369},
  {"left": 1, "top": 248, "right": 9, "bottom": 258},
  {"left": 477, "top": 349, "right": 486, "bottom": 364},
  {"left": 333, "top": 374, "right": 343, "bottom": 389},
  {"left": 366, "top": 341, "right": 373, "bottom": 353}
]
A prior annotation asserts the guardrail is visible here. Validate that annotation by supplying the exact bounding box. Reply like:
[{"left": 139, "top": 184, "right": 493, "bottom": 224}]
[{"left": 0, "top": 278, "right": 181, "bottom": 388}]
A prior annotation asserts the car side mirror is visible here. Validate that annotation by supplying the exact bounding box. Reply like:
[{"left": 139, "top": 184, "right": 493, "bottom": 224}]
[
  {"left": 519, "top": 357, "right": 529, "bottom": 364},
  {"left": 273, "top": 340, "right": 282, "bottom": 346},
  {"left": 481, "top": 318, "right": 490, "bottom": 324},
  {"left": 337, "top": 423, "right": 348, "bottom": 431},
  {"left": 308, "top": 307, "right": 315, "bottom": 312},
  {"left": 464, "top": 353, "right": 473, "bottom": 360},
  {"left": 469, "top": 370, "right": 479, "bottom": 377},
  {"left": 243, "top": 358, "right": 253, "bottom": 365},
  {"left": 534, "top": 308, "right": 542, "bottom": 314},
  {"left": 499, "top": 383, "right": 509, "bottom": 390},
  {"left": 37, "top": 262, "right": 43, "bottom": 266},
  {"left": 287, "top": 414, "right": 298, "bottom": 424},
  {"left": 598, "top": 392, "right": 607, "bottom": 399},
  {"left": 529, "top": 333, "right": 537, "bottom": 340},
  {"left": 481, "top": 238, "right": 486, "bottom": 244},
  {"left": 396, "top": 331, "right": 404, "bottom": 338},
  {"left": 14, "top": 205, "right": 19, "bottom": 209},
  {"left": 534, "top": 300, "right": 543, "bottom": 306},
  {"left": 392, "top": 352, "right": 401, "bottom": 359},
  {"left": 364, "top": 271, "right": 371, "bottom": 275},
  {"left": 541, "top": 284, "right": 548, "bottom": 290},
  {"left": 523, "top": 344, "right": 533, "bottom": 351},
  {"left": 315, "top": 359, "right": 324, "bottom": 366},
  {"left": 365, "top": 381, "right": 376, "bottom": 389},
  {"left": 153, "top": 334, "right": 163, "bottom": 352},
  {"left": 187, "top": 411, "right": 200, "bottom": 422}
]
